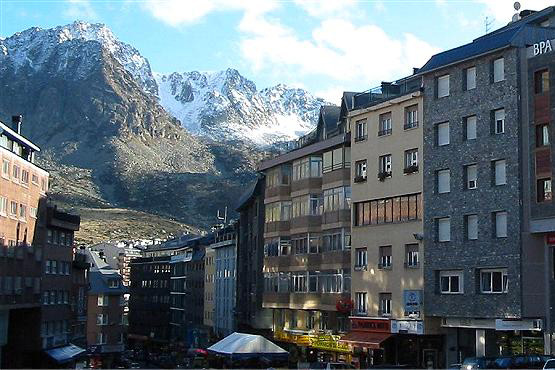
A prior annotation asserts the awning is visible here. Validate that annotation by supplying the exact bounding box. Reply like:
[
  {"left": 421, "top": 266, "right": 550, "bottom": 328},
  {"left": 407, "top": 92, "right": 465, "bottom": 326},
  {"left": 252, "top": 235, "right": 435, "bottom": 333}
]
[
  {"left": 45, "top": 344, "right": 86, "bottom": 364},
  {"left": 339, "top": 331, "right": 392, "bottom": 349}
]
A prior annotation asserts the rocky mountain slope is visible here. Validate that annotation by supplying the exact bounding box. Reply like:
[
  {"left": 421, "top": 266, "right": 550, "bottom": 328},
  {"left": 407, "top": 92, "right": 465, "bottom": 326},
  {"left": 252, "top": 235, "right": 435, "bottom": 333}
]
[{"left": 0, "top": 21, "right": 325, "bottom": 240}]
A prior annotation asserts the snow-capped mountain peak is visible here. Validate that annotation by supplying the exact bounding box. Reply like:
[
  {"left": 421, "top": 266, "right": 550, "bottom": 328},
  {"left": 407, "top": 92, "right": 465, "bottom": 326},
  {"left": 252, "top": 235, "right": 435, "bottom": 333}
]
[
  {"left": 155, "top": 69, "right": 327, "bottom": 146},
  {"left": 0, "top": 21, "right": 158, "bottom": 95}
]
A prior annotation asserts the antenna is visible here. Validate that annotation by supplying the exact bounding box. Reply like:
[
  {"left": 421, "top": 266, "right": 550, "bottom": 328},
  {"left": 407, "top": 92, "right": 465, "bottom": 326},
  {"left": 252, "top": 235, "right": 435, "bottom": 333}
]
[{"left": 485, "top": 16, "right": 494, "bottom": 33}]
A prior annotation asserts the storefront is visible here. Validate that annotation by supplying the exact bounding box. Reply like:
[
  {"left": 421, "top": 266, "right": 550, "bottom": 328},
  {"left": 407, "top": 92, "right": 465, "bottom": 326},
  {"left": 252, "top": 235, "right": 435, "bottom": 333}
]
[
  {"left": 340, "top": 318, "right": 392, "bottom": 368},
  {"left": 274, "top": 330, "right": 351, "bottom": 364},
  {"left": 443, "top": 318, "right": 544, "bottom": 364}
]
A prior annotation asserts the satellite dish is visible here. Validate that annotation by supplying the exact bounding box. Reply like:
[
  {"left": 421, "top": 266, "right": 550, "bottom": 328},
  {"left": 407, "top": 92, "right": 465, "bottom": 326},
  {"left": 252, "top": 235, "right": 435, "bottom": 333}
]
[
  {"left": 514, "top": 1, "right": 521, "bottom": 11},
  {"left": 512, "top": 14, "right": 520, "bottom": 22}
]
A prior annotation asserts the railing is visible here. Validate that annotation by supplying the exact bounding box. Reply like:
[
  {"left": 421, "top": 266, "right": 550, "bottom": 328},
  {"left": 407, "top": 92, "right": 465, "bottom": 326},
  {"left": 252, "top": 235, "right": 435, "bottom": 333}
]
[
  {"left": 404, "top": 121, "right": 419, "bottom": 130},
  {"left": 378, "top": 129, "right": 392, "bottom": 137},
  {"left": 403, "top": 165, "right": 419, "bottom": 174},
  {"left": 377, "top": 171, "right": 391, "bottom": 181},
  {"left": 354, "top": 135, "right": 367, "bottom": 143},
  {"left": 354, "top": 175, "right": 367, "bottom": 183},
  {"left": 404, "top": 262, "right": 420, "bottom": 269}
]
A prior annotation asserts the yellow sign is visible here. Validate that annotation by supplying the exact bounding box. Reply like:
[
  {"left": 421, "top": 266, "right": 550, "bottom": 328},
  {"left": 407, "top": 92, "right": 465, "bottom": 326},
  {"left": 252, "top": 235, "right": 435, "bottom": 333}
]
[{"left": 274, "top": 331, "right": 351, "bottom": 353}]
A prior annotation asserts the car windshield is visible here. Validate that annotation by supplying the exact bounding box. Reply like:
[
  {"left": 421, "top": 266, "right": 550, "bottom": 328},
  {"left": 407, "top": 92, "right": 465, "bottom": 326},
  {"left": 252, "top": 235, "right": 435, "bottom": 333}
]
[{"left": 545, "top": 360, "right": 555, "bottom": 369}]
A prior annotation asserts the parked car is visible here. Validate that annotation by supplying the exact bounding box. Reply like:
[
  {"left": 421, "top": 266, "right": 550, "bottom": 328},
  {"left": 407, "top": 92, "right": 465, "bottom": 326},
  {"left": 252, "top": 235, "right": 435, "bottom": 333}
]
[
  {"left": 544, "top": 359, "right": 555, "bottom": 369},
  {"left": 461, "top": 357, "right": 497, "bottom": 369},
  {"left": 448, "top": 364, "right": 462, "bottom": 369}
]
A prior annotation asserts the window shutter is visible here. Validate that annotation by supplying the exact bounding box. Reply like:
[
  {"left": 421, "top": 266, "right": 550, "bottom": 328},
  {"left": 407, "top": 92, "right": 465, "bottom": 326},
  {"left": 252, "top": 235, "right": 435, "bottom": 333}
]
[
  {"left": 466, "top": 116, "right": 477, "bottom": 140},
  {"left": 496, "top": 212, "right": 507, "bottom": 237},
  {"left": 467, "top": 215, "right": 478, "bottom": 240},
  {"left": 495, "top": 160, "right": 506, "bottom": 185},
  {"left": 438, "top": 75, "right": 450, "bottom": 97},
  {"left": 438, "top": 218, "right": 451, "bottom": 242},
  {"left": 438, "top": 122, "right": 449, "bottom": 146},
  {"left": 466, "top": 67, "right": 476, "bottom": 90},
  {"left": 438, "top": 170, "right": 450, "bottom": 193}
]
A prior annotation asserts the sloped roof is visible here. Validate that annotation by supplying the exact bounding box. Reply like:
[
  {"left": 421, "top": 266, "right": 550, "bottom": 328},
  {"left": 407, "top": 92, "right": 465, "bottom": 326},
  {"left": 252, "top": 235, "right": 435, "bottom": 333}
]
[
  {"left": 235, "top": 177, "right": 262, "bottom": 211},
  {"left": 319, "top": 105, "right": 340, "bottom": 135},
  {"left": 419, "top": 7, "right": 555, "bottom": 74}
]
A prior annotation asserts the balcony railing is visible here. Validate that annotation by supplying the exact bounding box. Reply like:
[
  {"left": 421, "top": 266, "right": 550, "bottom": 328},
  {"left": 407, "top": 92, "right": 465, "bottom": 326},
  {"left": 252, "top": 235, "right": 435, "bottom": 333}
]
[
  {"left": 403, "top": 165, "right": 419, "bottom": 174},
  {"left": 354, "top": 135, "right": 367, "bottom": 143},
  {"left": 404, "top": 262, "right": 420, "bottom": 269},
  {"left": 377, "top": 171, "right": 391, "bottom": 181},
  {"left": 378, "top": 129, "right": 392, "bottom": 137},
  {"left": 354, "top": 175, "right": 367, "bottom": 183},
  {"left": 404, "top": 121, "right": 419, "bottom": 130}
]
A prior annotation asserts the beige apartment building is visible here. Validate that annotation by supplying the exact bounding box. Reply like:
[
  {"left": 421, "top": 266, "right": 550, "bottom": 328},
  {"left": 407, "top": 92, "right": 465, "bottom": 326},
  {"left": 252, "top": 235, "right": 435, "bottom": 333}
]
[
  {"left": 343, "top": 78, "right": 442, "bottom": 368},
  {"left": 259, "top": 104, "right": 355, "bottom": 363},
  {"left": 203, "top": 246, "right": 215, "bottom": 331}
]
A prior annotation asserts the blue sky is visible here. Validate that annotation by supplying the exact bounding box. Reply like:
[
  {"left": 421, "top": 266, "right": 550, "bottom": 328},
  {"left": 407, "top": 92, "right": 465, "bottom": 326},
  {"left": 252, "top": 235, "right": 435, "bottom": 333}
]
[{"left": 0, "top": 0, "right": 552, "bottom": 101}]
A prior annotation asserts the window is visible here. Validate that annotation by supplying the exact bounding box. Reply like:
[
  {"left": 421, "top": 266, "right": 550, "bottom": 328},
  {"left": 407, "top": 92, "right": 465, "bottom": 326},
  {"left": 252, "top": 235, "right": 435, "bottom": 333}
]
[
  {"left": 465, "top": 115, "right": 477, "bottom": 140},
  {"left": 31, "top": 174, "right": 39, "bottom": 185},
  {"left": 30, "top": 207, "right": 37, "bottom": 218},
  {"left": 0, "top": 196, "right": 7, "bottom": 216},
  {"left": 438, "top": 217, "right": 451, "bottom": 242},
  {"left": 378, "top": 113, "right": 392, "bottom": 136},
  {"left": 21, "top": 170, "right": 29, "bottom": 185},
  {"left": 354, "top": 193, "right": 421, "bottom": 226},
  {"left": 538, "top": 178, "right": 552, "bottom": 203},
  {"left": 465, "top": 66, "right": 476, "bottom": 90},
  {"left": 322, "top": 147, "right": 349, "bottom": 173},
  {"left": 438, "top": 74, "right": 450, "bottom": 98},
  {"left": 355, "top": 292, "right": 367, "bottom": 314},
  {"left": 437, "top": 170, "right": 450, "bottom": 194},
  {"left": 45, "top": 260, "right": 52, "bottom": 274},
  {"left": 96, "top": 333, "right": 107, "bottom": 345},
  {"left": 404, "top": 149, "right": 418, "bottom": 173},
  {"left": 405, "top": 105, "right": 418, "bottom": 129},
  {"left": 493, "top": 57, "right": 505, "bottom": 82},
  {"left": 495, "top": 211, "right": 508, "bottom": 238},
  {"left": 437, "top": 122, "right": 450, "bottom": 146},
  {"left": 1, "top": 160, "right": 8, "bottom": 178},
  {"left": 480, "top": 269, "right": 508, "bottom": 293},
  {"left": 494, "top": 160, "right": 506, "bottom": 186},
  {"left": 355, "top": 248, "right": 367, "bottom": 269},
  {"left": 109, "top": 279, "right": 120, "bottom": 288},
  {"left": 98, "top": 294, "right": 108, "bottom": 306},
  {"left": 440, "top": 271, "right": 463, "bottom": 294},
  {"left": 536, "top": 124, "right": 550, "bottom": 147},
  {"left": 19, "top": 204, "right": 26, "bottom": 220},
  {"left": 494, "top": 109, "right": 505, "bottom": 134},
  {"left": 405, "top": 244, "right": 419, "bottom": 268},
  {"left": 379, "top": 293, "right": 392, "bottom": 316},
  {"left": 378, "top": 154, "right": 392, "bottom": 177},
  {"left": 12, "top": 164, "right": 19, "bottom": 180},
  {"left": 293, "top": 156, "right": 322, "bottom": 181},
  {"left": 466, "top": 214, "right": 478, "bottom": 240},
  {"left": 379, "top": 246, "right": 392, "bottom": 269},
  {"left": 355, "top": 119, "right": 367, "bottom": 141},
  {"left": 355, "top": 160, "right": 367, "bottom": 182},
  {"left": 466, "top": 164, "right": 477, "bottom": 189},
  {"left": 535, "top": 69, "right": 549, "bottom": 94},
  {"left": 323, "top": 187, "right": 350, "bottom": 212},
  {"left": 9, "top": 201, "right": 17, "bottom": 216}
]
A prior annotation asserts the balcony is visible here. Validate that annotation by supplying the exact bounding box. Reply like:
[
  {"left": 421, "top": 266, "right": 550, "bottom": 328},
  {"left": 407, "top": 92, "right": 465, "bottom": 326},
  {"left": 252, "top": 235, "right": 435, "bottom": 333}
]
[
  {"left": 264, "top": 249, "right": 350, "bottom": 271},
  {"left": 263, "top": 292, "right": 351, "bottom": 310}
]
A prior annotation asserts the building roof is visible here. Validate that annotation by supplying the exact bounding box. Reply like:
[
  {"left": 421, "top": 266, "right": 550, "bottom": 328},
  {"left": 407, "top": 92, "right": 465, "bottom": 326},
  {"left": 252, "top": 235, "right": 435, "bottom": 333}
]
[
  {"left": 235, "top": 177, "right": 263, "bottom": 212},
  {"left": 418, "top": 8, "right": 555, "bottom": 74},
  {"left": 86, "top": 249, "right": 127, "bottom": 294},
  {"left": 319, "top": 105, "right": 341, "bottom": 135},
  {"left": 0, "top": 120, "right": 41, "bottom": 152}
]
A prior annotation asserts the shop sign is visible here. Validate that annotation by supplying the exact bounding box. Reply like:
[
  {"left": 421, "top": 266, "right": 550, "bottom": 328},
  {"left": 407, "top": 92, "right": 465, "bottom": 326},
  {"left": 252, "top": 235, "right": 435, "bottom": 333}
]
[
  {"left": 310, "top": 334, "right": 351, "bottom": 353},
  {"left": 350, "top": 318, "right": 390, "bottom": 333},
  {"left": 534, "top": 40, "right": 553, "bottom": 56},
  {"left": 546, "top": 233, "right": 555, "bottom": 245},
  {"left": 442, "top": 318, "right": 496, "bottom": 329},
  {"left": 391, "top": 320, "right": 424, "bottom": 335},
  {"left": 403, "top": 290, "right": 422, "bottom": 314},
  {"left": 274, "top": 330, "right": 311, "bottom": 346},
  {"left": 495, "top": 319, "right": 542, "bottom": 331}
]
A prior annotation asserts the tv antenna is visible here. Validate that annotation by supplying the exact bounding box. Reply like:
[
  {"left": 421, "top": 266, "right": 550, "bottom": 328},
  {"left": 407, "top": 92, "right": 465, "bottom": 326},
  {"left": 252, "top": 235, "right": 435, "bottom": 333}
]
[{"left": 485, "top": 16, "right": 495, "bottom": 33}]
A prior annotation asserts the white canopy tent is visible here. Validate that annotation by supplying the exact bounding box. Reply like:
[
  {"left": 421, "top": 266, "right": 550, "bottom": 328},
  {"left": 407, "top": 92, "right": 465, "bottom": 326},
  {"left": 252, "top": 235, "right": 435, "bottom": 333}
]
[{"left": 207, "top": 332, "right": 288, "bottom": 360}]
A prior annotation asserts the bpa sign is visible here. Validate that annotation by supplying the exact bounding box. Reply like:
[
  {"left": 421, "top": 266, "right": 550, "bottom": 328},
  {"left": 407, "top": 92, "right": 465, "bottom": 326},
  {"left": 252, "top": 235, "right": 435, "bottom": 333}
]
[{"left": 534, "top": 40, "right": 553, "bottom": 56}]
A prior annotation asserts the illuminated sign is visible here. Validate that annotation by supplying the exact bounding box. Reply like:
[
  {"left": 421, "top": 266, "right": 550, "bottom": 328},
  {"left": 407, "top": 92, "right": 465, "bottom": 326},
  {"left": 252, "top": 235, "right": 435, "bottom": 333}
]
[
  {"left": 350, "top": 318, "right": 390, "bottom": 333},
  {"left": 534, "top": 40, "right": 553, "bottom": 56},
  {"left": 274, "top": 331, "right": 351, "bottom": 353}
]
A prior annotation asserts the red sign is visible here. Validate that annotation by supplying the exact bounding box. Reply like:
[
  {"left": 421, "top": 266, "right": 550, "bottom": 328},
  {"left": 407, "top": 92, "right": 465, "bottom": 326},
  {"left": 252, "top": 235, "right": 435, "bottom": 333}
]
[
  {"left": 547, "top": 233, "right": 555, "bottom": 245},
  {"left": 350, "top": 318, "right": 390, "bottom": 333}
]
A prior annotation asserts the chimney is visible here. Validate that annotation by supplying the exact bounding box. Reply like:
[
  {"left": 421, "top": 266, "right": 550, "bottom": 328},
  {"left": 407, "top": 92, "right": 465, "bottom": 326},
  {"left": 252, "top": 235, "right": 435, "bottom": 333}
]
[{"left": 11, "top": 115, "right": 22, "bottom": 134}]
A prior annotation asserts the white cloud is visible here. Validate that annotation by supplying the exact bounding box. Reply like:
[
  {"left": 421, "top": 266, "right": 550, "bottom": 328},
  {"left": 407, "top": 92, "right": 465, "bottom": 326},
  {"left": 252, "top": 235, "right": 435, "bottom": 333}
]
[
  {"left": 294, "top": 0, "right": 358, "bottom": 18},
  {"left": 315, "top": 86, "right": 349, "bottom": 103},
  {"left": 141, "top": 0, "right": 278, "bottom": 27},
  {"left": 63, "top": 0, "right": 98, "bottom": 20},
  {"left": 476, "top": 0, "right": 554, "bottom": 25},
  {"left": 240, "top": 18, "right": 438, "bottom": 90}
]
